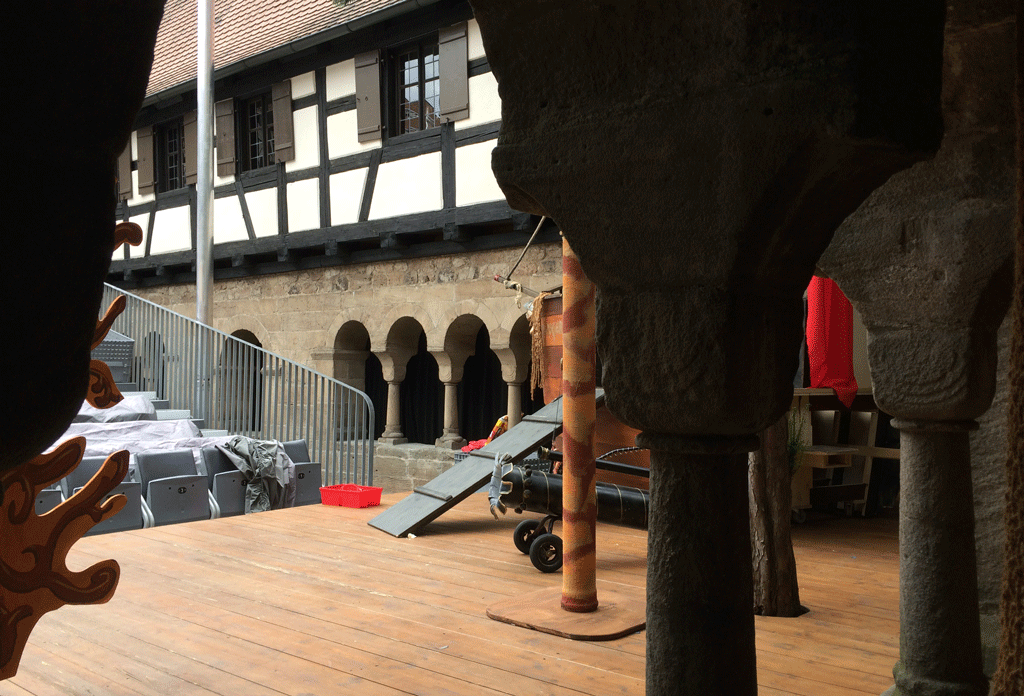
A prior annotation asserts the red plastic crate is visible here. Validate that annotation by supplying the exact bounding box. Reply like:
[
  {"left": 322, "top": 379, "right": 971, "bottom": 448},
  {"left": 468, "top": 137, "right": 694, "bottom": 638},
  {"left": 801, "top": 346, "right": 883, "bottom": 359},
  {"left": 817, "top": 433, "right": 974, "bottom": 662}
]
[{"left": 320, "top": 484, "right": 382, "bottom": 508}]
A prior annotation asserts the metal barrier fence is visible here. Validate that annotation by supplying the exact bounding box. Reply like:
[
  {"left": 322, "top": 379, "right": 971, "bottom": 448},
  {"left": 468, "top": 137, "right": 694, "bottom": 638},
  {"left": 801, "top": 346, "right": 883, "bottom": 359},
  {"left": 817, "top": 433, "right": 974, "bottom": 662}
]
[{"left": 101, "top": 284, "right": 375, "bottom": 486}]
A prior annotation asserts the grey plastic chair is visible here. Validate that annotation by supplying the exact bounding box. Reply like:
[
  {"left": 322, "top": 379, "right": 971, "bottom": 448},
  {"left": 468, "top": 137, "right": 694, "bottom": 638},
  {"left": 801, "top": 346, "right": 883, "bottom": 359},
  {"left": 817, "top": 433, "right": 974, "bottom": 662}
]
[
  {"left": 61, "top": 455, "right": 151, "bottom": 534},
  {"left": 200, "top": 446, "right": 247, "bottom": 517},
  {"left": 282, "top": 439, "right": 323, "bottom": 506},
  {"left": 135, "top": 450, "right": 215, "bottom": 525},
  {"left": 34, "top": 487, "right": 64, "bottom": 516}
]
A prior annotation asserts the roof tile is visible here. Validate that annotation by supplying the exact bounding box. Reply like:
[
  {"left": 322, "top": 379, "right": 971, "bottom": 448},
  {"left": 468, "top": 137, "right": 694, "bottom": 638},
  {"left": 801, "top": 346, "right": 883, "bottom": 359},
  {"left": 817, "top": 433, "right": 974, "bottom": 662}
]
[{"left": 147, "top": 0, "right": 405, "bottom": 98}]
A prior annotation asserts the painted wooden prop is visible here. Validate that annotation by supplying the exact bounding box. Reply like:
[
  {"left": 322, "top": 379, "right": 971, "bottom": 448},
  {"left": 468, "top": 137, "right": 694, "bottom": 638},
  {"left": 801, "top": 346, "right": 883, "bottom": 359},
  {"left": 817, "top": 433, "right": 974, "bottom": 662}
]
[
  {"left": 1, "top": 442, "right": 129, "bottom": 679},
  {"left": 1, "top": 221, "right": 142, "bottom": 679},
  {"left": 560, "top": 238, "right": 598, "bottom": 613}
]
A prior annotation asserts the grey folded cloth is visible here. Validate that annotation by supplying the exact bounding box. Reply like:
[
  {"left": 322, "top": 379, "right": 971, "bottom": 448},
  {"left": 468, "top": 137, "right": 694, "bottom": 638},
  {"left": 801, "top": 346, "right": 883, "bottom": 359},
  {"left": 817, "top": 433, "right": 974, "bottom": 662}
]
[{"left": 217, "top": 436, "right": 296, "bottom": 513}]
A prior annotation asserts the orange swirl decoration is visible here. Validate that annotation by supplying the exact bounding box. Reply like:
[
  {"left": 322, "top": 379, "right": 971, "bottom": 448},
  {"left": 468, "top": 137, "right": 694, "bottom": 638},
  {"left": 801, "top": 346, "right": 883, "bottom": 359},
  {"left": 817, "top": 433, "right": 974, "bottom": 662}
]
[{"left": 1, "top": 439, "right": 128, "bottom": 679}]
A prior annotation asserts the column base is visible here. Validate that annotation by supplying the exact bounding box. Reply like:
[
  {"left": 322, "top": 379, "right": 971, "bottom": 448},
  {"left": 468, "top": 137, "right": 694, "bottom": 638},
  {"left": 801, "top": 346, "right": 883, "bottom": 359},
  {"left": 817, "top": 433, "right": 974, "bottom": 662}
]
[
  {"left": 888, "top": 660, "right": 989, "bottom": 696},
  {"left": 378, "top": 434, "right": 408, "bottom": 445},
  {"left": 435, "top": 434, "right": 467, "bottom": 450}
]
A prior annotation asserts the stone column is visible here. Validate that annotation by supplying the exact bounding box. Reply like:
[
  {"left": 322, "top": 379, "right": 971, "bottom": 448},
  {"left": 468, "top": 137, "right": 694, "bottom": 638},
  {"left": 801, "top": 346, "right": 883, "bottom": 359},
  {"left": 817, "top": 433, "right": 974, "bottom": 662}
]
[
  {"left": 435, "top": 381, "right": 466, "bottom": 449},
  {"left": 494, "top": 341, "right": 530, "bottom": 427},
  {"left": 887, "top": 419, "right": 988, "bottom": 696},
  {"left": 815, "top": 4, "right": 1016, "bottom": 693},
  {"left": 505, "top": 382, "right": 523, "bottom": 428},
  {"left": 642, "top": 434, "right": 760, "bottom": 694},
  {"left": 376, "top": 355, "right": 410, "bottom": 445},
  {"left": 379, "top": 380, "right": 407, "bottom": 444},
  {"left": 469, "top": 2, "right": 944, "bottom": 693},
  {"left": 433, "top": 353, "right": 469, "bottom": 450}
]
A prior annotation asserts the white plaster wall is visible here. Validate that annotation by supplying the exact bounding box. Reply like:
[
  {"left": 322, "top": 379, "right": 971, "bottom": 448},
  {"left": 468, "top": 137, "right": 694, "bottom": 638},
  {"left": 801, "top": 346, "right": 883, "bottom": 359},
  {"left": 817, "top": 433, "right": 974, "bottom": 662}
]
[
  {"left": 467, "top": 18, "right": 486, "bottom": 61},
  {"left": 149, "top": 206, "right": 192, "bottom": 255},
  {"left": 213, "top": 194, "right": 249, "bottom": 244},
  {"left": 455, "top": 140, "right": 505, "bottom": 207},
  {"left": 368, "top": 152, "right": 442, "bottom": 220},
  {"left": 291, "top": 71, "right": 316, "bottom": 99},
  {"left": 328, "top": 110, "right": 378, "bottom": 159},
  {"left": 127, "top": 212, "right": 150, "bottom": 259},
  {"left": 287, "top": 178, "right": 320, "bottom": 233},
  {"left": 246, "top": 189, "right": 278, "bottom": 238},
  {"left": 329, "top": 168, "right": 368, "bottom": 226},
  {"left": 325, "top": 59, "right": 356, "bottom": 101},
  {"left": 286, "top": 106, "right": 319, "bottom": 172},
  {"left": 455, "top": 72, "right": 501, "bottom": 131}
]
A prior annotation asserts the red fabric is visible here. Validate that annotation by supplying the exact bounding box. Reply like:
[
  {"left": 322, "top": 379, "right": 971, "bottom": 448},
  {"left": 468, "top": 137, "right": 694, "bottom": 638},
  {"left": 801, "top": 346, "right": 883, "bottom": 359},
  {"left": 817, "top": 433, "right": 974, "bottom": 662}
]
[
  {"left": 806, "top": 276, "right": 859, "bottom": 408},
  {"left": 461, "top": 439, "right": 489, "bottom": 453}
]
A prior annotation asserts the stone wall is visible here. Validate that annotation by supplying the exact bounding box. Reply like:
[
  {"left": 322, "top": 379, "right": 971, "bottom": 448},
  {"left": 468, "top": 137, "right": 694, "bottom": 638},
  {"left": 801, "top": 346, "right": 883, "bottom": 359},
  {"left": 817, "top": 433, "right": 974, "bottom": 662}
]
[
  {"left": 124, "top": 242, "right": 563, "bottom": 369},
  {"left": 373, "top": 442, "right": 460, "bottom": 495}
]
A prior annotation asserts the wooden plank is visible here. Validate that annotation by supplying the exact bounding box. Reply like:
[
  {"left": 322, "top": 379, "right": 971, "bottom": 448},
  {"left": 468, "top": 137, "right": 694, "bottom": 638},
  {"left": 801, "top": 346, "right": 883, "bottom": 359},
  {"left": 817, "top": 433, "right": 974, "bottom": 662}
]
[
  {"left": 2, "top": 490, "right": 901, "bottom": 696},
  {"left": 368, "top": 395, "right": 593, "bottom": 538}
]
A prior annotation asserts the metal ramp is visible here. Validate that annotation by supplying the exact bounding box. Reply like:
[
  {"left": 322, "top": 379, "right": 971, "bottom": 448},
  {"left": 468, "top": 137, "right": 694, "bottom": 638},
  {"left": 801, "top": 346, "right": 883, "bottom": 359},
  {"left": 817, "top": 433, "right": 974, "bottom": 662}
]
[{"left": 368, "top": 391, "right": 605, "bottom": 537}]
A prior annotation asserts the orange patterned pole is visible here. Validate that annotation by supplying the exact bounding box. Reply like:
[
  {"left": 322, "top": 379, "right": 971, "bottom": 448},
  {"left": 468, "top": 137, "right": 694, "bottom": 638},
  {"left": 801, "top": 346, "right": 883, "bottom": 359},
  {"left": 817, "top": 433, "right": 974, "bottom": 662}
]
[{"left": 561, "top": 236, "right": 598, "bottom": 612}]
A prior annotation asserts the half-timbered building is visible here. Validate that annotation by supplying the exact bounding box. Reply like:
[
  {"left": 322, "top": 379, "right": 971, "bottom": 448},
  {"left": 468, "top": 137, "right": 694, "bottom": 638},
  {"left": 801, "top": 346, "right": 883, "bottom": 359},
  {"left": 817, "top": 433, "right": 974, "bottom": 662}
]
[{"left": 109, "top": 0, "right": 563, "bottom": 487}]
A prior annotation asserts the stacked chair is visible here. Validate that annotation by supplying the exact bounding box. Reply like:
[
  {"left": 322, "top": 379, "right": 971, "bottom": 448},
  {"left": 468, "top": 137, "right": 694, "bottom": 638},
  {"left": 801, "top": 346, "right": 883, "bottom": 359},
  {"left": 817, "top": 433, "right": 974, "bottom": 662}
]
[
  {"left": 60, "top": 456, "right": 153, "bottom": 533},
  {"left": 135, "top": 450, "right": 219, "bottom": 525},
  {"left": 199, "top": 447, "right": 247, "bottom": 517},
  {"left": 281, "top": 439, "right": 323, "bottom": 506}
]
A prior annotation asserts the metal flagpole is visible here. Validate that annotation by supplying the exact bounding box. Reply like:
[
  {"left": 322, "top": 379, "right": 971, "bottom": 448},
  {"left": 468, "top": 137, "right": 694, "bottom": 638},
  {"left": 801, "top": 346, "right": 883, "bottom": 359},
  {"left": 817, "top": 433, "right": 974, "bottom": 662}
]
[{"left": 195, "top": 0, "right": 214, "bottom": 420}]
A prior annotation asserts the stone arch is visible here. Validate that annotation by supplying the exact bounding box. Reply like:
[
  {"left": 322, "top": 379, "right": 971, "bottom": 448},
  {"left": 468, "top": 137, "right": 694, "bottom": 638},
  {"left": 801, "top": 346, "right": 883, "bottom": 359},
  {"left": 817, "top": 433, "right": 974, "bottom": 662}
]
[
  {"left": 376, "top": 305, "right": 436, "bottom": 355},
  {"left": 218, "top": 316, "right": 270, "bottom": 353},
  {"left": 398, "top": 325, "right": 443, "bottom": 445},
  {"left": 334, "top": 320, "right": 386, "bottom": 440},
  {"left": 458, "top": 324, "right": 507, "bottom": 441},
  {"left": 216, "top": 329, "right": 265, "bottom": 432}
]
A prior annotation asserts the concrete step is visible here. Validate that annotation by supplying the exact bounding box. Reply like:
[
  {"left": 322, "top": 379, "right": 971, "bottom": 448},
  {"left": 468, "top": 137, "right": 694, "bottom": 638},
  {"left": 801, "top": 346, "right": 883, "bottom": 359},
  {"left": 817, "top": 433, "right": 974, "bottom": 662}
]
[
  {"left": 201, "top": 429, "right": 229, "bottom": 437},
  {"left": 121, "top": 391, "right": 158, "bottom": 401},
  {"left": 155, "top": 409, "right": 191, "bottom": 420}
]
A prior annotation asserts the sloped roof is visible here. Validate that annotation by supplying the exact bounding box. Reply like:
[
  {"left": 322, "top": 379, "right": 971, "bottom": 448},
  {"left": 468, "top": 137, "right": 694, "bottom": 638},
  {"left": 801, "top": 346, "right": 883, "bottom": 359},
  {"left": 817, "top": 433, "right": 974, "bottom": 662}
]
[{"left": 146, "top": 0, "right": 414, "bottom": 99}]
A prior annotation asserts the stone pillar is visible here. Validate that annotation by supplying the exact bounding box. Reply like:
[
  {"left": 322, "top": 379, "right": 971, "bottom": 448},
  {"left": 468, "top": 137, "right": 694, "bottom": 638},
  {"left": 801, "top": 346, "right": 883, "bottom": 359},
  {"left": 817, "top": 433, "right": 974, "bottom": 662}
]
[
  {"left": 642, "top": 434, "right": 760, "bottom": 694},
  {"left": 433, "top": 353, "right": 469, "bottom": 449},
  {"left": 469, "top": 2, "right": 944, "bottom": 693},
  {"left": 435, "top": 381, "right": 466, "bottom": 449},
  {"left": 815, "top": 4, "right": 1016, "bottom": 693},
  {"left": 506, "top": 382, "right": 523, "bottom": 428},
  {"left": 379, "top": 379, "right": 407, "bottom": 445},
  {"left": 494, "top": 339, "right": 531, "bottom": 427},
  {"left": 888, "top": 419, "right": 988, "bottom": 696}
]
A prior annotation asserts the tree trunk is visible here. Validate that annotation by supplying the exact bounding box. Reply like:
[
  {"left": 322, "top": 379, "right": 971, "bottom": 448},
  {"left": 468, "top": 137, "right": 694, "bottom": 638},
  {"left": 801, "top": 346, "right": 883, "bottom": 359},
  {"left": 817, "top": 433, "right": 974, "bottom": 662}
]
[{"left": 748, "top": 415, "right": 804, "bottom": 616}]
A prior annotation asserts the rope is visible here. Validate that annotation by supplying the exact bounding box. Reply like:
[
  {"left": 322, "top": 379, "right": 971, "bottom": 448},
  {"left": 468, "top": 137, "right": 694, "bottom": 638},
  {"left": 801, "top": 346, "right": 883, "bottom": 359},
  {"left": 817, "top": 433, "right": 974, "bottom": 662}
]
[
  {"left": 506, "top": 216, "right": 547, "bottom": 281},
  {"left": 599, "top": 446, "right": 647, "bottom": 461}
]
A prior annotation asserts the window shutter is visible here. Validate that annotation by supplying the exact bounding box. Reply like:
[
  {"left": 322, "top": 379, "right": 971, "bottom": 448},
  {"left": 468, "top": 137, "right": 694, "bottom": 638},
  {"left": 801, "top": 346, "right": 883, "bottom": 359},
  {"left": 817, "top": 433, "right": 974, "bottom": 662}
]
[
  {"left": 136, "top": 125, "right": 156, "bottom": 195},
  {"left": 354, "top": 50, "right": 382, "bottom": 142},
  {"left": 272, "top": 81, "right": 294, "bottom": 162},
  {"left": 183, "top": 111, "right": 198, "bottom": 185},
  {"left": 215, "top": 98, "right": 236, "bottom": 177},
  {"left": 439, "top": 22, "right": 469, "bottom": 123},
  {"left": 117, "top": 142, "right": 133, "bottom": 200}
]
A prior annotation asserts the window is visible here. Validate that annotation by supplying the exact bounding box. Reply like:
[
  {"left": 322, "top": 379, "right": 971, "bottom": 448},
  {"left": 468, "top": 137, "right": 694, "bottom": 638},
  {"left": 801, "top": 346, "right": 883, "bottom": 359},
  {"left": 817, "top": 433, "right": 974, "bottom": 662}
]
[
  {"left": 135, "top": 113, "right": 196, "bottom": 196},
  {"left": 239, "top": 92, "right": 275, "bottom": 171},
  {"left": 155, "top": 118, "right": 185, "bottom": 192},
  {"left": 392, "top": 41, "right": 441, "bottom": 136},
  {"left": 354, "top": 22, "right": 469, "bottom": 144},
  {"left": 214, "top": 82, "right": 293, "bottom": 178}
]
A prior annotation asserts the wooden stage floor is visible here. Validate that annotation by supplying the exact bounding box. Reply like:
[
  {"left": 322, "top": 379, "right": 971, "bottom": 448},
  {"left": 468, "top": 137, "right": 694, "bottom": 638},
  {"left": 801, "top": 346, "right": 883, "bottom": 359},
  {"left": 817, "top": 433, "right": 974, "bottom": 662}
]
[{"left": 2, "top": 493, "right": 899, "bottom": 696}]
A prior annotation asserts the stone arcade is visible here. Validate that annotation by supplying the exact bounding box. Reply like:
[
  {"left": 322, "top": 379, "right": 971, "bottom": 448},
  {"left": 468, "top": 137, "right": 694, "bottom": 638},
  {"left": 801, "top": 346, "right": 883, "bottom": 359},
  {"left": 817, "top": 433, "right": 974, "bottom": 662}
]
[{"left": 4, "top": 1, "right": 1022, "bottom": 695}]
